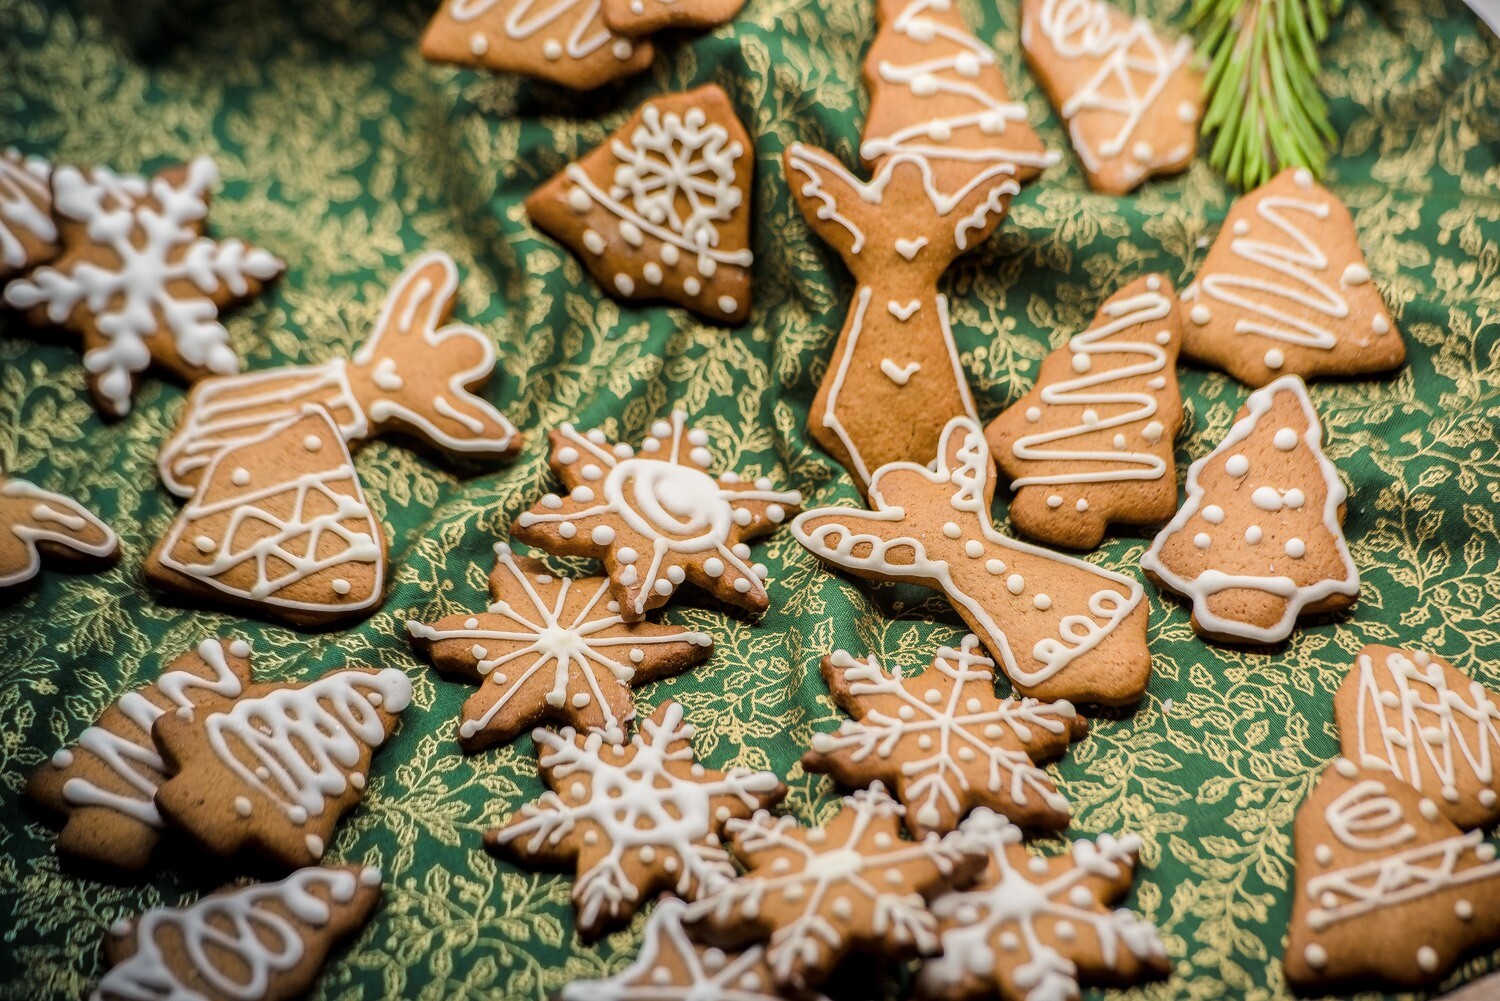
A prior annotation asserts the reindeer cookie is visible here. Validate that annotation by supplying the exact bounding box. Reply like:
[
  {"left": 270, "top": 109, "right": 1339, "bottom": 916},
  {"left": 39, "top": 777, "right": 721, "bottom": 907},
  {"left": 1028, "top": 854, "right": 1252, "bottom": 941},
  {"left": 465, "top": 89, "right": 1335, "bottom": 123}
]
[
  {"left": 986, "top": 275, "right": 1185, "bottom": 550},
  {"left": 0, "top": 148, "right": 57, "bottom": 281},
  {"left": 159, "top": 251, "right": 519, "bottom": 498},
  {"left": 788, "top": 0, "right": 1057, "bottom": 493},
  {"left": 528, "top": 86, "right": 754, "bottom": 323},
  {"left": 793, "top": 416, "right": 1151, "bottom": 706},
  {"left": 0, "top": 477, "right": 119, "bottom": 593}
]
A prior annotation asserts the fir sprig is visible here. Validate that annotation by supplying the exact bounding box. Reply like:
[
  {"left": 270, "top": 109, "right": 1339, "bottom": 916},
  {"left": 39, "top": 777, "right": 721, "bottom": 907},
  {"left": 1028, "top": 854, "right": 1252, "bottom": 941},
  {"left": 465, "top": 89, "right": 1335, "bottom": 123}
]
[{"left": 1190, "top": 0, "right": 1346, "bottom": 189}]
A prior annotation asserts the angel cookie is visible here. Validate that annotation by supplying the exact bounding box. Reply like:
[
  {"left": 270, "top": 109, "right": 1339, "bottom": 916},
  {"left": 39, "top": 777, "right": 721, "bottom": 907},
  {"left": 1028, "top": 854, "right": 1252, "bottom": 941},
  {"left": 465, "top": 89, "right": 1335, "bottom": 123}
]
[
  {"left": 986, "top": 275, "right": 1185, "bottom": 549},
  {"left": 527, "top": 86, "right": 754, "bottom": 323},
  {"left": 1181, "top": 168, "right": 1405, "bottom": 387},
  {"left": 487, "top": 700, "right": 784, "bottom": 939},
  {"left": 153, "top": 667, "right": 412, "bottom": 869},
  {"left": 1141, "top": 375, "right": 1358, "bottom": 644},
  {"left": 158, "top": 251, "right": 519, "bottom": 497},
  {"left": 793, "top": 416, "right": 1151, "bottom": 706},
  {"left": 0, "top": 476, "right": 119, "bottom": 593},
  {"left": 1021, "top": 0, "right": 1202, "bottom": 194},
  {"left": 407, "top": 542, "right": 713, "bottom": 750},
  {"left": 147, "top": 406, "right": 387, "bottom": 628},
  {"left": 513, "top": 410, "right": 801, "bottom": 620},
  {"left": 0, "top": 148, "right": 57, "bottom": 281},
  {"left": 421, "top": 0, "right": 653, "bottom": 89},
  {"left": 3, "top": 157, "right": 282, "bottom": 418},
  {"left": 802, "top": 635, "right": 1086, "bottom": 836}
]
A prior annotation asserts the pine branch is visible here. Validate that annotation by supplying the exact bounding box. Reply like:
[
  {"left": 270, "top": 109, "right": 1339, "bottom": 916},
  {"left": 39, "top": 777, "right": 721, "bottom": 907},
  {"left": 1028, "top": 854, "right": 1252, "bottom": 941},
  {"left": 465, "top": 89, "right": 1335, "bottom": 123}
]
[{"left": 1190, "top": 0, "right": 1346, "bottom": 189}]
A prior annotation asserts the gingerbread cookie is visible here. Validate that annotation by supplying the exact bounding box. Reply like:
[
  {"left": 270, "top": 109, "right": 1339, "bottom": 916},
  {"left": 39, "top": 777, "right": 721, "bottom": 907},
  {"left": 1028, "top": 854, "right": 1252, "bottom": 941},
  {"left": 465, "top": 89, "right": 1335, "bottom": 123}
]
[
  {"left": 916, "top": 808, "right": 1170, "bottom": 1001},
  {"left": 1141, "top": 374, "right": 1358, "bottom": 644},
  {"left": 28, "top": 638, "right": 252, "bottom": 871},
  {"left": 1180, "top": 168, "right": 1405, "bottom": 387},
  {"left": 93, "top": 864, "right": 382, "bottom": 1001},
  {"left": 513, "top": 410, "right": 801, "bottom": 621},
  {"left": 793, "top": 415, "right": 1151, "bottom": 706},
  {"left": 486, "top": 700, "right": 784, "bottom": 939},
  {"left": 1285, "top": 758, "right": 1500, "bottom": 990},
  {"left": 685, "top": 783, "right": 986, "bottom": 991},
  {"left": 159, "top": 250, "right": 520, "bottom": 498},
  {"left": 600, "top": 0, "right": 743, "bottom": 36},
  {"left": 0, "top": 476, "right": 119, "bottom": 592},
  {"left": 802, "top": 635, "right": 1086, "bottom": 837},
  {"left": 153, "top": 667, "right": 411, "bottom": 868},
  {"left": 557, "top": 897, "right": 829, "bottom": 1001},
  {"left": 147, "top": 405, "right": 387, "bottom": 627},
  {"left": 986, "top": 275, "right": 1185, "bottom": 550},
  {"left": 421, "top": 0, "right": 654, "bottom": 89},
  {"left": 527, "top": 86, "right": 753, "bottom": 323},
  {"left": 1337, "top": 645, "right": 1500, "bottom": 831},
  {"left": 1020, "top": 0, "right": 1201, "bottom": 194},
  {"left": 407, "top": 542, "right": 713, "bottom": 750},
  {"left": 0, "top": 148, "right": 57, "bottom": 281},
  {"left": 3, "top": 157, "right": 282, "bottom": 419},
  {"left": 787, "top": 0, "right": 1057, "bottom": 494}
]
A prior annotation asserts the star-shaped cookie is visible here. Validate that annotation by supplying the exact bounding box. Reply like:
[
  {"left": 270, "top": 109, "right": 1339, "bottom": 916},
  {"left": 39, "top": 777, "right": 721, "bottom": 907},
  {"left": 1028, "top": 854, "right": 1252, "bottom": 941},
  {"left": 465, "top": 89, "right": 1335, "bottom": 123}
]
[
  {"left": 513, "top": 410, "right": 802, "bottom": 620},
  {"left": 487, "top": 700, "right": 785, "bottom": 939},
  {"left": 0, "top": 476, "right": 119, "bottom": 592},
  {"left": 3, "top": 157, "right": 282, "bottom": 418},
  {"left": 802, "top": 635, "right": 1087, "bottom": 838},
  {"left": 407, "top": 542, "right": 713, "bottom": 750}
]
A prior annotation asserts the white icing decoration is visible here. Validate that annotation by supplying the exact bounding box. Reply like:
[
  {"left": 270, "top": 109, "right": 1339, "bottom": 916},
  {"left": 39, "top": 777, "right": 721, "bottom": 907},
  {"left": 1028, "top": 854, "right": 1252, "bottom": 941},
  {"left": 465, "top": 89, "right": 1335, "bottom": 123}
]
[
  {"left": 0, "top": 479, "right": 119, "bottom": 589},
  {"left": 446, "top": 0, "right": 631, "bottom": 64},
  {"left": 0, "top": 148, "right": 55, "bottom": 271}
]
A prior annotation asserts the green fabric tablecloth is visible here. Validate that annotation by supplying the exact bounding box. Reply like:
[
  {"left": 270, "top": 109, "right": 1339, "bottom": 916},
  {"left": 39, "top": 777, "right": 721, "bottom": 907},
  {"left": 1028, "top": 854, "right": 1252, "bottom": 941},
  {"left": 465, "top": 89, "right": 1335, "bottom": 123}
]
[{"left": 2, "top": 0, "right": 1499, "bottom": 997}]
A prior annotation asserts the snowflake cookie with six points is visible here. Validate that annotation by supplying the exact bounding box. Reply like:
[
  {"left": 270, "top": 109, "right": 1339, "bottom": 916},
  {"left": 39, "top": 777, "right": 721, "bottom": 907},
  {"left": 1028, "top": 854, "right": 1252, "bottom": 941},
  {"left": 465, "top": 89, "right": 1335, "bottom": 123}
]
[{"left": 513, "top": 410, "right": 801, "bottom": 621}]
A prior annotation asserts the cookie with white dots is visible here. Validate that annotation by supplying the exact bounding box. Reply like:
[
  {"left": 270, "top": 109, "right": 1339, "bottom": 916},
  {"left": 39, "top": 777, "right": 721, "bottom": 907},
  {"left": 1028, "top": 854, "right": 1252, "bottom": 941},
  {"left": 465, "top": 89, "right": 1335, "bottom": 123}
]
[
  {"left": 600, "top": 0, "right": 744, "bottom": 36},
  {"left": 526, "top": 85, "right": 754, "bottom": 323}
]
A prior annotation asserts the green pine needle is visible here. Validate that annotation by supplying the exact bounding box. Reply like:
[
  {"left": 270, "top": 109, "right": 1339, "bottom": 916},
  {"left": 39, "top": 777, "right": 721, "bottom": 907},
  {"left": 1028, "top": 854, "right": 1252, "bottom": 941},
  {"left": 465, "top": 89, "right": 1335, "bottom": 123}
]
[{"left": 1189, "top": 0, "right": 1346, "bottom": 189}]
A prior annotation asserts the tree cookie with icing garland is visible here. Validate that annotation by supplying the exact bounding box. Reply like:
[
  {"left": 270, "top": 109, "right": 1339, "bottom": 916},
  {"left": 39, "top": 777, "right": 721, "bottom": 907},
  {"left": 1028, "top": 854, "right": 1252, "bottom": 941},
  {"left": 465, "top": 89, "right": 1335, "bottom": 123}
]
[
  {"left": 1285, "top": 759, "right": 1500, "bottom": 990},
  {"left": 146, "top": 405, "right": 388, "bottom": 628},
  {"left": 1180, "top": 168, "right": 1405, "bottom": 387},
  {"left": 527, "top": 86, "right": 754, "bottom": 323},
  {"left": 1020, "top": 0, "right": 1202, "bottom": 195},
  {"left": 407, "top": 542, "right": 714, "bottom": 750},
  {"left": 28, "top": 637, "right": 253, "bottom": 871},
  {"left": 1336, "top": 645, "right": 1500, "bottom": 831},
  {"left": 0, "top": 148, "right": 57, "bottom": 281},
  {"left": 421, "top": 0, "right": 653, "bottom": 89},
  {"left": 152, "top": 667, "right": 412, "bottom": 870},
  {"left": 802, "top": 634, "right": 1086, "bottom": 837},
  {"left": 92, "top": 864, "right": 382, "bottom": 1001},
  {"left": 158, "top": 250, "right": 520, "bottom": 499},
  {"left": 486, "top": 700, "right": 784, "bottom": 940},
  {"left": 685, "top": 783, "right": 987, "bottom": 991},
  {"left": 2, "top": 157, "right": 283, "bottom": 419},
  {"left": 1141, "top": 374, "right": 1358, "bottom": 645},
  {"left": 916, "top": 808, "right": 1169, "bottom": 1001},
  {"left": 793, "top": 415, "right": 1152, "bottom": 707},
  {"left": 986, "top": 274, "right": 1185, "bottom": 550},
  {"left": 0, "top": 476, "right": 119, "bottom": 593},
  {"left": 512, "top": 410, "right": 801, "bottom": 621}
]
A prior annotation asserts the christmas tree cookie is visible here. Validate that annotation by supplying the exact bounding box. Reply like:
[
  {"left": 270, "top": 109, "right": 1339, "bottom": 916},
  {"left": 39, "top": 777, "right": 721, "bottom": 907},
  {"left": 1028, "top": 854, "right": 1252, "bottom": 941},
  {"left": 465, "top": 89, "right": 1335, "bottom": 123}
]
[
  {"left": 2, "top": 157, "right": 282, "bottom": 418},
  {"left": 0, "top": 148, "right": 56, "bottom": 281},
  {"left": 986, "top": 274, "right": 1185, "bottom": 549},
  {"left": 1180, "top": 168, "right": 1405, "bottom": 387},
  {"left": 0, "top": 476, "right": 119, "bottom": 593},
  {"left": 1141, "top": 375, "right": 1358, "bottom": 644},
  {"left": 802, "top": 635, "right": 1086, "bottom": 837}
]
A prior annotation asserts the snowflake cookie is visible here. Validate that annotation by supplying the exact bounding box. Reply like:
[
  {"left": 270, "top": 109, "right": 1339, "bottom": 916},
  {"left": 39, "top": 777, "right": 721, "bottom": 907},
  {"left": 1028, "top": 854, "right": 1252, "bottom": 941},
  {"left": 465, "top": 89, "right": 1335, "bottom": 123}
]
[
  {"left": 486, "top": 700, "right": 784, "bottom": 939},
  {"left": 528, "top": 85, "right": 754, "bottom": 323},
  {"left": 513, "top": 410, "right": 801, "bottom": 621},
  {"left": 0, "top": 148, "right": 57, "bottom": 281},
  {"left": 0, "top": 476, "right": 119, "bottom": 593},
  {"left": 685, "top": 784, "right": 987, "bottom": 991},
  {"left": 3, "top": 156, "right": 283, "bottom": 419},
  {"left": 93, "top": 864, "right": 382, "bottom": 1001},
  {"left": 802, "top": 635, "right": 1086, "bottom": 837},
  {"left": 158, "top": 250, "right": 520, "bottom": 499},
  {"left": 915, "top": 808, "right": 1170, "bottom": 1001},
  {"left": 1285, "top": 759, "right": 1500, "bottom": 990},
  {"left": 407, "top": 542, "right": 713, "bottom": 750},
  {"left": 1141, "top": 374, "right": 1358, "bottom": 644},
  {"left": 793, "top": 415, "right": 1151, "bottom": 707},
  {"left": 153, "top": 667, "right": 412, "bottom": 869}
]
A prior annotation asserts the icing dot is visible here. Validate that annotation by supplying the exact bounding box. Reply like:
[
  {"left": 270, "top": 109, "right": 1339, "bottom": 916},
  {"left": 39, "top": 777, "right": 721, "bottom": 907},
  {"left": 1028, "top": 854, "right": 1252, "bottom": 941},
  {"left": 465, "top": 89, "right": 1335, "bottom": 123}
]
[
  {"left": 1072, "top": 354, "right": 1092, "bottom": 373},
  {"left": 1304, "top": 944, "right": 1328, "bottom": 969},
  {"left": 1202, "top": 505, "right": 1225, "bottom": 524},
  {"left": 718, "top": 296, "right": 738, "bottom": 315},
  {"left": 1274, "top": 428, "right": 1298, "bottom": 451},
  {"left": 195, "top": 535, "right": 216, "bottom": 553},
  {"left": 733, "top": 578, "right": 752, "bottom": 593},
  {"left": 1245, "top": 525, "right": 1263, "bottom": 544},
  {"left": 1141, "top": 421, "right": 1164, "bottom": 444},
  {"left": 1456, "top": 900, "right": 1475, "bottom": 920},
  {"left": 1419, "top": 798, "right": 1441, "bottom": 821},
  {"left": 1294, "top": 168, "right": 1314, "bottom": 189},
  {"left": 1189, "top": 305, "right": 1211, "bottom": 325},
  {"left": 1373, "top": 315, "right": 1390, "bottom": 334},
  {"left": 1283, "top": 489, "right": 1305, "bottom": 509},
  {"left": 943, "top": 521, "right": 962, "bottom": 538},
  {"left": 986, "top": 559, "right": 1005, "bottom": 575},
  {"left": 469, "top": 32, "right": 488, "bottom": 56},
  {"left": 611, "top": 39, "right": 633, "bottom": 59},
  {"left": 703, "top": 557, "right": 724, "bottom": 577},
  {"left": 1252, "top": 487, "right": 1283, "bottom": 511},
  {"left": 1033, "top": 594, "right": 1051, "bottom": 610},
  {"left": 558, "top": 523, "right": 577, "bottom": 539},
  {"left": 542, "top": 39, "right": 563, "bottom": 60},
  {"left": 303, "top": 435, "right": 322, "bottom": 451},
  {"left": 1335, "top": 758, "right": 1359, "bottom": 778},
  {"left": 1113, "top": 434, "right": 1127, "bottom": 450},
  {"left": 1314, "top": 845, "right": 1332, "bottom": 865},
  {"left": 589, "top": 526, "right": 615, "bottom": 546},
  {"left": 1264, "top": 348, "right": 1285, "bottom": 369},
  {"left": 557, "top": 447, "right": 580, "bottom": 465},
  {"left": 572, "top": 692, "right": 590, "bottom": 708},
  {"left": 614, "top": 274, "right": 636, "bottom": 296},
  {"left": 619, "top": 222, "right": 644, "bottom": 247},
  {"left": 617, "top": 547, "right": 638, "bottom": 564},
  {"left": 911, "top": 73, "right": 938, "bottom": 96},
  {"left": 684, "top": 276, "right": 702, "bottom": 296},
  {"left": 1194, "top": 533, "right": 1211, "bottom": 550},
  {"left": 1233, "top": 220, "right": 1251, "bottom": 237},
  {"left": 567, "top": 187, "right": 591, "bottom": 213},
  {"left": 465, "top": 617, "right": 480, "bottom": 629},
  {"left": 1178, "top": 100, "right": 1196, "bottom": 122},
  {"left": 767, "top": 504, "right": 786, "bottom": 523},
  {"left": 1417, "top": 947, "right": 1438, "bottom": 973},
  {"left": 232, "top": 467, "right": 251, "bottom": 486},
  {"left": 51, "top": 748, "right": 73, "bottom": 768},
  {"left": 656, "top": 579, "right": 675, "bottom": 596},
  {"left": 331, "top": 578, "right": 351, "bottom": 595},
  {"left": 306, "top": 835, "right": 324, "bottom": 857},
  {"left": 1082, "top": 409, "right": 1099, "bottom": 426},
  {"left": 229, "top": 640, "right": 250, "bottom": 657},
  {"left": 582, "top": 230, "right": 606, "bottom": 255},
  {"left": 1155, "top": 330, "right": 1171, "bottom": 345},
  {"left": 1226, "top": 455, "right": 1249, "bottom": 477},
  {"left": 1047, "top": 495, "right": 1063, "bottom": 509},
  {"left": 1342, "top": 264, "right": 1371, "bottom": 285},
  {"left": 965, "top": 540, "right": 984, "bottom": 558},
  {"left": 1132, "top": 140, "right": 1153, "bottom": 162},
  {"left": 1285, "top": 538, "right": 1306, "bottom": 558},
  {"left": 234, "top": 796, "right": 253, "bottom": 817},
  {"left": 1007, "top": 574, "right": 1025, "bottom": 595},
  {"left": 1075, "top": 498, "right": 1088, "bottom": 512},
  {"left": 1025, "top": 407, "right": 1042, "bottom": 423}
]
